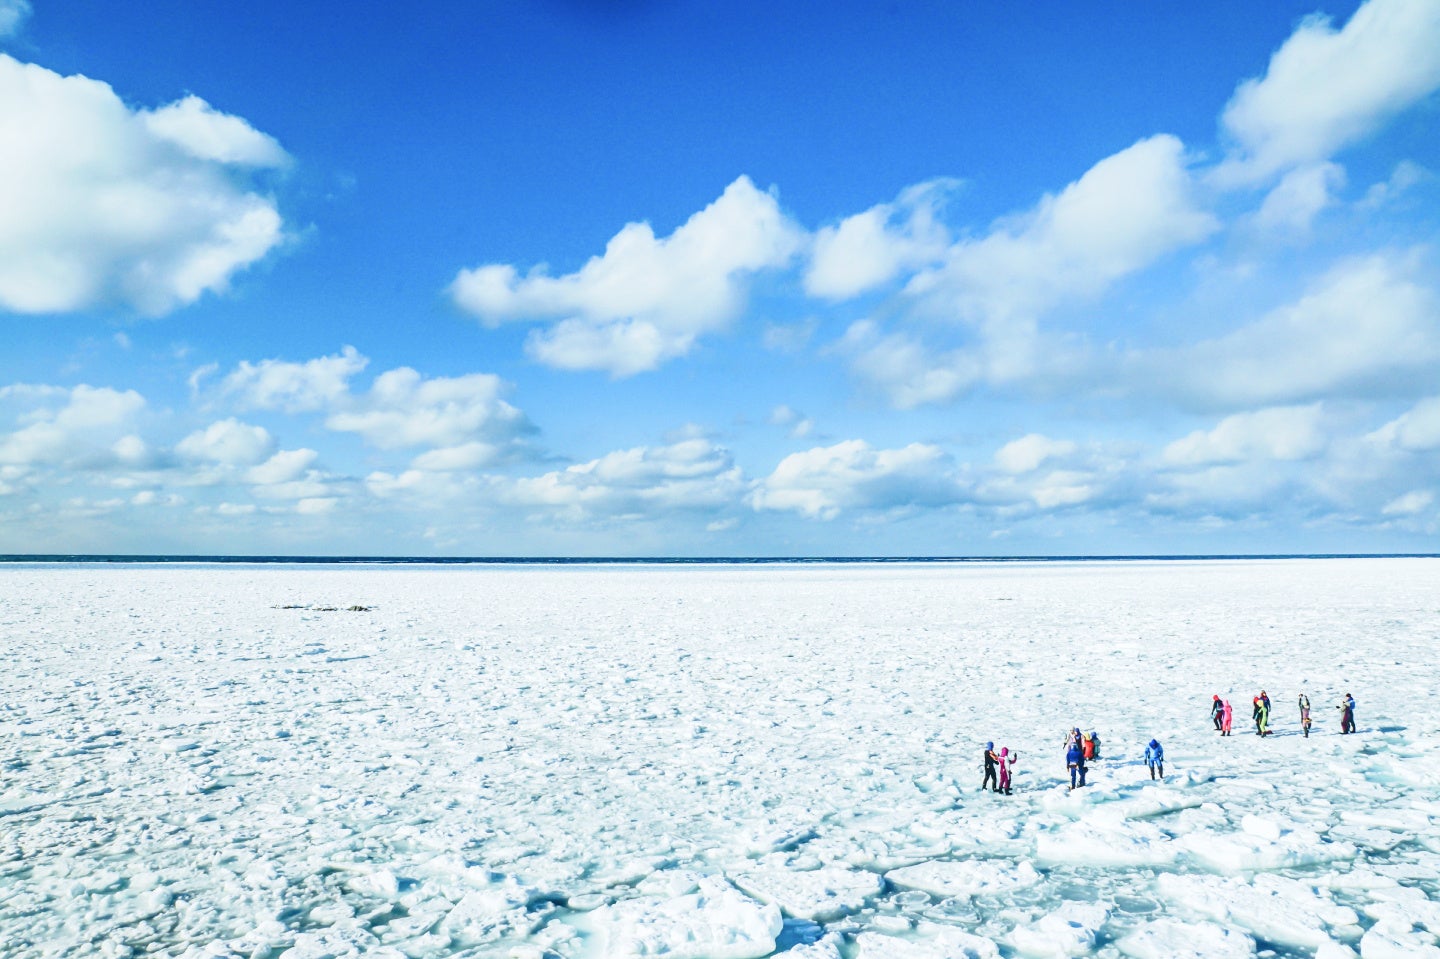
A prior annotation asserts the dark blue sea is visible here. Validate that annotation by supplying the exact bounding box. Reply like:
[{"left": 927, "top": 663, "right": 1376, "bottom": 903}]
[{"left": 0, "top": 553, "right": 1434, "bottom": 566}]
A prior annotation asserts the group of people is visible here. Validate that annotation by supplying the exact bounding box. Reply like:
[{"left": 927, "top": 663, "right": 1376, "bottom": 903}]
[
  {"left": 1062, "top": 728, "right": 1102, "bottom": 790},
  {"left": 980, "top": 687, "right": 1361, "bottom": 796},
  {"left": 1210, "top": 690, "right": 1357, "bottom": 738}
]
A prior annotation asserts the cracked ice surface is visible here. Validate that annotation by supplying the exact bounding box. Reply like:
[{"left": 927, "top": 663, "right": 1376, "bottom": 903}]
[{"left": 2, "top": 558, "right": 1440, "bottom": 958}]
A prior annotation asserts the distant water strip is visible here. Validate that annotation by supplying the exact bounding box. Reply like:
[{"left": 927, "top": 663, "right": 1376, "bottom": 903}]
[{"left": 1, "top": 553, "right": 1436, "bottom": 565}]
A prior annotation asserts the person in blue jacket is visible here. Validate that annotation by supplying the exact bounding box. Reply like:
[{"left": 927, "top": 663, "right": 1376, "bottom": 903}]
[
  {"left": 1066, "top": 738, "right": 1087, "bottom": 790},
  {"left": 1144, "top": 738, "right": 1165, "bottom": 780}
]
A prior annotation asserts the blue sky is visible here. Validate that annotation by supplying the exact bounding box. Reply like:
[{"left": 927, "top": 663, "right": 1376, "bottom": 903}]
[{"left": 2, "top": 0, "right": 1439, "bottom": 555}]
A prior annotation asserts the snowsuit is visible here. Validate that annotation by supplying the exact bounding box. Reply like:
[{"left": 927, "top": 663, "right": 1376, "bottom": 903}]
[
  {"left": 1340, "top": 695, "right": 1356, "bottom": 734},
  {"left": 1090, "top": 732, "right": 1101, "bottom": 760},
  {"left": 1258, "top": 699, "right": 1270, "bottom": 736},
  {"left": 997, "top": 748, "right": 1015, "bottom": 794},
  {"left": 1066, "top": 742, "right": 1086, "bottom": 789},
  {"left": 1082, "top": 734, "right": 1096, "bottom": 761},
  {"left": 1221, "top": 700, "right": 1233, "bottom": 735},
  {"left": 982, "top": 744, "right": 999, "bottom": 792},
  {"left": 1144, "top": 739, "right": 1164, "bottom": 779},
  {"left": 1211, "top": 696, "right": 1224, "bottom": 731},
  {"left": 1299, "top": 695, "right": 1311, "bottom": 738}
]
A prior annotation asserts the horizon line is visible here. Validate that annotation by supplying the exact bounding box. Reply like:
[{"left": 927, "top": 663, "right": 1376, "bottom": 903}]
[{"left": 3, "top": 553, "right": 1439, "bottom": 565}]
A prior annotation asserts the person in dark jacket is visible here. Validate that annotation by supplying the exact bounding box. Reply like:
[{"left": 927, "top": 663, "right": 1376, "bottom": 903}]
[
  {"left": 1066, "top": 740, "right": 1087, "bottom": 790},
  {"left": 1144, "top": 739, "right": 1165, "bottom": 779},
  {"left": 1339, "top": 693, "right": 1356, "bottom": 734},
  {"left": 1211, "top": 694, "right": 1224, "bottom": 731},
  {"left": 982, "top": 742, "right": 999, "bottom": 792}
]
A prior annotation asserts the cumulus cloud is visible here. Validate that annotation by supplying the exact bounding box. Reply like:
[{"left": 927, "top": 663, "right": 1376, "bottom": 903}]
[
  {"left": 502, "top": 437, "right": 743, "bottom": 519},
  {"left": 1216, "top": 0, "right": 1440, "bottom": 184},
  {"left": 994, "top": 434, "right": 1078, "bottom": 474},
  {"left": 1382, "top": 489, "right": 1433, "bottom": 516},
  {"left": 748, "top": 439, "right": 962, "bottom": 520},
  {"left": 451, "top": 176, "right": 803, "bottom": 375},
  {"left": 906, "top": 136, "right": 1217, "bottom": 330},
  {"left": 1367, "top": 395, "right": 1440, "bottom": 450},
  {"left": 0, "top": 55, "right": 287, "bottom": 315},
  {"left": 325, "top": 367, "right": 531, "bottom": 455},
  {"left": 1162, "top": 405, "right": 1327, "bottom": 466},
  {"left": 842, "top": 137, "right": 1216, "bottom": 407},
  {"left": 220, "top": 346, "right": 368, "bottom": 413},
  {"left": 175, "top": 418, "right": 275, "bottom": 466},
  {"left": 0, "top": 0, "right": 31, "bottom": 36},
  {"left": 142, "top": 95, "right": 289, "bottom": 167},
  {"left": 0, "top": 384, "right": 145, "bottom": 467},
  {"left": 1252, "top": 162, "right": 1345, "bottom": 234},
  {"left": 245, "top": 448, "right": 317, "bottom": 485},
  {"left": 1145, "top": 253, "right": 1440, "bottom": 407},
  {"left": 837, "top": 323, "right": 987, "bottom": 410},
  {"left": 214, "top": 347, "right": 536, "bottom": 467},
  {"left": 805, "top": 179, "right": 956, "bottom": 300}
]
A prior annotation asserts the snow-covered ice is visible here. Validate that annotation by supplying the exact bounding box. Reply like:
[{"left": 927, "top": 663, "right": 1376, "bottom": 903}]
[{"left": 2, "top": 558, "right": 1439, "bottom": 957}]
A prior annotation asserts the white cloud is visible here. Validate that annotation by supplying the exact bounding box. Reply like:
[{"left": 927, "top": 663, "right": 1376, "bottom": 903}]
[
  {"left": 250, "top": 473, "right": 331, "bottom": 500},
  {"left": 245, "top": 448, "right": 317, "bottom": 485},
  {"left": 0, "top": 0, "right": 31, "bottom": 37},
  {"left": 0, "top": 55, "right": 287, "bottom": 315},
  {"left": 176, "top": 418, "right": 275, "bottom": 466},
  {"left": 221, "top": 346, "right": 368, "bottom": 412},
  {"left": 1029, "top": 472, "right": 1097, "bottom": 510},
  {"left": 769, "top": 405, "right": 813, "bottom": 439},
  {"left": 366, "top": 469, "right": 430, "bottom": 497},
  {"left": 1162, "top": 405, "right": 1327, "bottom": 466},
  {"left": 142, "top": 95, "right": 288, "bottom": 167},
  {"left": 1148, "top": 253, "right": 1440, "bottom": 407},
  {"left": 503, "top": 438, "right": 743, "bottom": 518},
  {"left": 0, "top": 384, "right": 145, "bottom": 466},
  {"left": 295, "top": 497, "right": 337, "bottom": 515},
  {"left": 411, "top": 442, "right": 502, "bottom": 471},
  {"left": 805, "top": 180, "right": 956, "bottom": 300},
  {"left": 215, "top": 502, "right": 256, "bottom": 516},
  {"left": 837, "top": 322, "right": 986, "bottom": 409},
  {"left": 842, "top": 137, "right": 1216, "bottom": 407},
  {"left": 1252, "top": 162, "right": 1345, "bottom": 233},
  {"left": 111, "top": 434, "right": 150, "bottom": 466},
  {"left": 906, "top": 135, "right": 1217, "bottom": 330},
  {"left": 1368, "top": 396, "right": 1440, "bottom": 450},
  {"left": 1361, "top": 160, "right": 1426, "bottom": 208},
  {"left": 1216, "top": 0, "right": 1440, "bottom": 184},
  {"left": 325, "top": 367, "right": 530, "bottom": 451},
  {"left": 748, "top": 439, "right": 961, "bottom": 520},
  {"left": 995, "top": 434, "right": 1078, "bottom": 474},
  {"left": 1382, "top": 489, "right": 1433, "bottom": 515},
  {"left": 451, "top": 176, "right": 803, "bottom": 375}
]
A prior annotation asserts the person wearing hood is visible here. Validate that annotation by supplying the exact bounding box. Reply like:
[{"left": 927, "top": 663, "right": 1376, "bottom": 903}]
[
  {"left": 997, "top": 746, "right": 1017, "bottom": 795},
  {"left": 1066, "top": 738, "right": 1087, "bottom": 790},
  {"left": 1339, "top": 693, "right": 1356, "bottom": 734},
  {"left": 1299, "top": 693, "right": 1312, "bottom": 738},
  {"left": 1221, "top": 699, "right": 1233, "bottom": 736},
  {"left": 982, "top": 742, "right": 1000, "bottom": 792},
  {"left": 1144, "top": 739, "right": 1165, "bottom": 780},
  {"left": 1211, "top": 694, "right": 1224, "bottom": 731}
]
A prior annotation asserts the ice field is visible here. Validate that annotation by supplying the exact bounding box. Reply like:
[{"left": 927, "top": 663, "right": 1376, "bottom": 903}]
[{"left": 3, "top": 558, "right": 1440, "bottom": 959}]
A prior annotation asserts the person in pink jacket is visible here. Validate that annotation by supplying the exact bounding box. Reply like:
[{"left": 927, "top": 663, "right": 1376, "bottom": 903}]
[
  {"left": 1221, "top": 699, "right": 1234, "bottom": 736},
  {"left": 997, "top": 747, "right": 1017, "bottom": 795}
]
